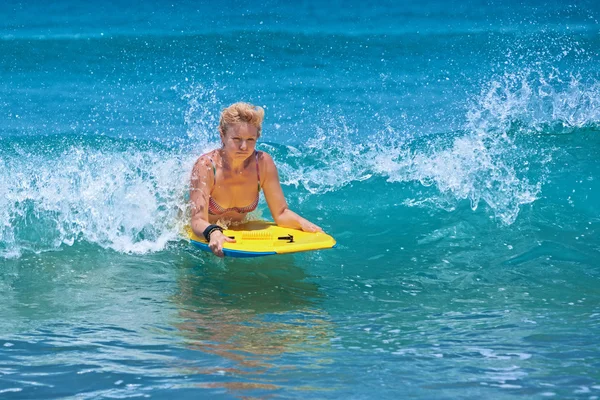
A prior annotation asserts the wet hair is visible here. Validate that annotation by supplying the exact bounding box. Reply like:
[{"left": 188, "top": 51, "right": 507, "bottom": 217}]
[{"left": 218, "top": 102, "right": 265, "bottom": 137}]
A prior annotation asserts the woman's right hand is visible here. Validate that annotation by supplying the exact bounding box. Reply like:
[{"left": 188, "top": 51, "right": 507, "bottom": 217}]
[{"left": 208, "top": 230, "right": 236, "bottom": 257}]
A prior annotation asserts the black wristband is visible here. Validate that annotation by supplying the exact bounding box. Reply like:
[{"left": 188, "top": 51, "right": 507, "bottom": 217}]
[{"left": 203, "top": 224, "right": 223, "bottom": 242}]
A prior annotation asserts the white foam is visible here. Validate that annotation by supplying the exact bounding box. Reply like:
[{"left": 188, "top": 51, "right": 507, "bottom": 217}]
[
  {"left": 0, "top": 388, "right": 22, "bottom": 394},
  {"left": 1, "top": 141, "right": 194, "bottom": 258},
  {"left": 3, "top": 70, "right": 599, "bottom": 258}
]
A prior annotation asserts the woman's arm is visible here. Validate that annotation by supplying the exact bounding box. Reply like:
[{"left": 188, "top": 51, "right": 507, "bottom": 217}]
[
  {"left": 190, "top": 156, "right": 214, "bottom": 235},
  {"left": 190, "top": 156, "right": 235, "bottom": 257},
  {"left": 259, "top": 152, "right": 323, "bottom": 233}
]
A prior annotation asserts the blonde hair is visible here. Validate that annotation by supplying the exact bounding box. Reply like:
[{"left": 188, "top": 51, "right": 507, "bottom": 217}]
[{"left": 218, "top": 102, "right": 265, "bottom": 136}]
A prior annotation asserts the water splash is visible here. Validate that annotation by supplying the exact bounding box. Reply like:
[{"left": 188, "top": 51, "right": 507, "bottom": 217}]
[
  {"left": 271, "top": 70, "right": 600, "bottom": 225},
  {"left": 0, "top": 137, "right": 195, "bottom": 258},
  {"left": 180, "top": 82, "right": 223, "bottom": 150},
  {"left": 275, "top": 115, "right": 374, "bottom": 195},
  {"left": 2, "top": 69, "right": 598, "bottom": 258},
  {"left": 466, "top": 69, "right": 600, "bottom": 135}
]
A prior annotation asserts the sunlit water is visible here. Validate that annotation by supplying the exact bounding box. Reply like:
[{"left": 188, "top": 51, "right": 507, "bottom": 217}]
[{"left": 1, "top": 0, "right": 600, "bottom": 398}]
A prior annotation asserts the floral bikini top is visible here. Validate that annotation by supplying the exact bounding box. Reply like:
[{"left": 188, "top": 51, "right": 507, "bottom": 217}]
[{"left": 207, "top": 151, "right": 261, "bottom": 215}]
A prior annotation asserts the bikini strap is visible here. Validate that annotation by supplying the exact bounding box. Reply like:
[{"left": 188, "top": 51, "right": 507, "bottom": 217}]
[
  {"left": 207, "top": 156, "right": 217, "bottom": 186},
  {"left": 255, "top": 151, "right": 261, "bottom": 191}
]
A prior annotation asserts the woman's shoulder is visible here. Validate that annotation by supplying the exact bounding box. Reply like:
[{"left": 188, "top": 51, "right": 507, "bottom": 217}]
[
  {"left": 256, "top": 151, "right": 277, "bottom": 176},
  {"left": 191, "top": 150, "right": 219, "bottom": 177},
  {"left": 194, "top": 150, "right": 219, "bottom": 166},
  {"left": 256, "top": 150, "right": 274, "bottom": 164}
]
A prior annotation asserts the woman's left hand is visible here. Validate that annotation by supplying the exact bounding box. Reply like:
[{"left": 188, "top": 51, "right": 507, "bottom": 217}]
[{"left": 300, "top": 220, "right": 323, "bottom": 233}]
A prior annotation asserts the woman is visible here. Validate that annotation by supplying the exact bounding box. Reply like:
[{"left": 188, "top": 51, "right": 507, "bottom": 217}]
[{"left": 190, "top": 102, "right": 323, "bottom": 257}]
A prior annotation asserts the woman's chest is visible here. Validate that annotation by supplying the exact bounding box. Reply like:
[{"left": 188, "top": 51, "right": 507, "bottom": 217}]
[{"left": 212, "top": 169, "right": 259, "bottom": 203}]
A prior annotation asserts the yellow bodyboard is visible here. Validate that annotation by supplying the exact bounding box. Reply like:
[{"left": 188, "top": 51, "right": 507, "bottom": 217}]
[{"left": 187, "top": 221, "right": 336, "bottom": 257}]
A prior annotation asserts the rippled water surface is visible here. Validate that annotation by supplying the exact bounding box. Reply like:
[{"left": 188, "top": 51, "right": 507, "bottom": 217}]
[{"left": 1, "top": 0, "right": 600, "bottom": 398}]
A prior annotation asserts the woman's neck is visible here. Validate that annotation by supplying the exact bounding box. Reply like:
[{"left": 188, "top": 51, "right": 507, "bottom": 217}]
[{"left": 219, "top": 149, "right": 251, "bottom": 173}]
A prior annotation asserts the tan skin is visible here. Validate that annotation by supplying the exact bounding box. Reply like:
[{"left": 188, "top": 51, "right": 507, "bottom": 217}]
[{"left": 190, "top": 123, "right": 323, "bottom": 257}]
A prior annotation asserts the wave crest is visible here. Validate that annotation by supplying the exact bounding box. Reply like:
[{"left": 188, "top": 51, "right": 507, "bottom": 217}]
[
  {"left": 467, "top": 69, "right": 600, "bottom": 135},
  {"left": 0, "top": 137, "right": 193, "bottom": 258}
]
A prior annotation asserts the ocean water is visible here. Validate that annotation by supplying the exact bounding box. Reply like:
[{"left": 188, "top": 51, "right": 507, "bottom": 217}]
[{"left": 1, "top": 0, "right": 600, "bottom": 398}]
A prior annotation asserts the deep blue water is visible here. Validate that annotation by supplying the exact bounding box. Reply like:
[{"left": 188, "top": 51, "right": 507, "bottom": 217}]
[{"left": 1, "top": 1, "right": 600, "bottom": 398}]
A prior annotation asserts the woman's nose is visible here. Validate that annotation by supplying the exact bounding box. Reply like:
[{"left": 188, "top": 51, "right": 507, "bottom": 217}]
[{"left": 240, "top": 140, "right": 247, "bottom": 150}]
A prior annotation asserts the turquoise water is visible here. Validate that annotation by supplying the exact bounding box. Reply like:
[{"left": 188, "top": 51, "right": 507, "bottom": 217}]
[{"left": 1, "top": 1, "right": 600, "bottom": 398}]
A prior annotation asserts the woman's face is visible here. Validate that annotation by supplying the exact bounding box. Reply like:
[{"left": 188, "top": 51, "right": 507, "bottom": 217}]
[{"left": 221, "top": 123, "right": 259, "bottom": 159}]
